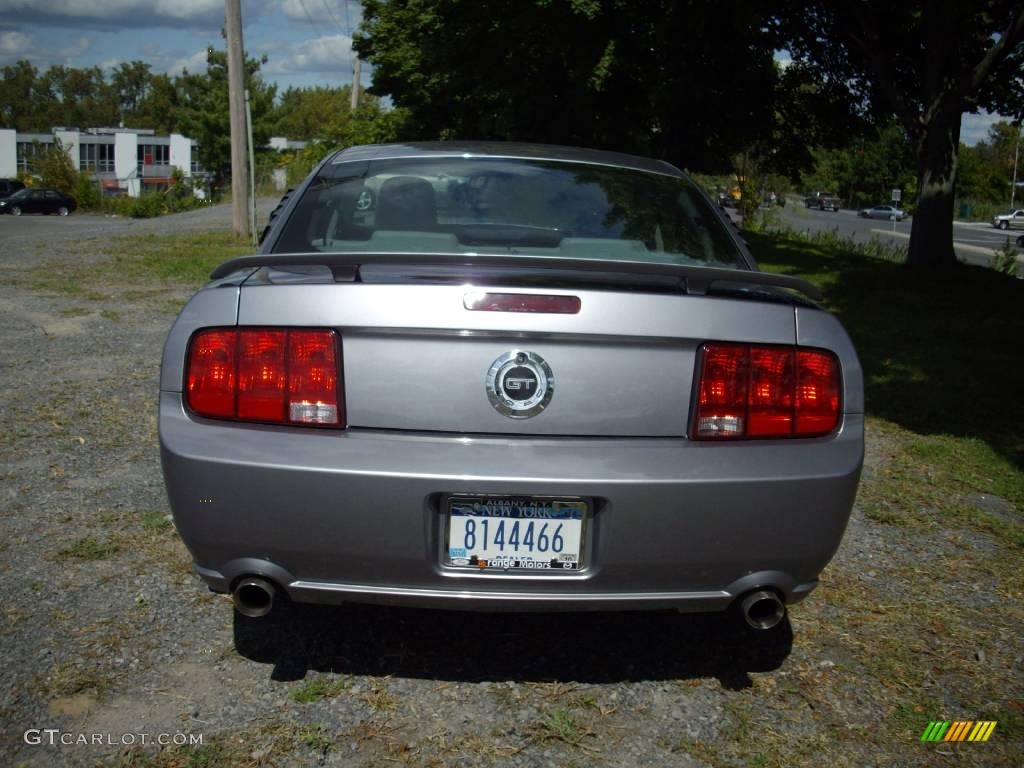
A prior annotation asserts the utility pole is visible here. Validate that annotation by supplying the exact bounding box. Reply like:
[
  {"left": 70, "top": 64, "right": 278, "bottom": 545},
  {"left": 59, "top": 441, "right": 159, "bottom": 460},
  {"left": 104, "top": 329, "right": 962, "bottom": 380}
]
[
  {"left": 1011, "top": 122, "right": 1021, "bottom": 210},
  {"left": 350, "top": 56, "right": 361, "bottom": 113},
  {"left": 244, "top": 88, "right": 257, "bottom": 246},
  {"left": 225, "top": 0, "right": 249, "bottom": 238}
]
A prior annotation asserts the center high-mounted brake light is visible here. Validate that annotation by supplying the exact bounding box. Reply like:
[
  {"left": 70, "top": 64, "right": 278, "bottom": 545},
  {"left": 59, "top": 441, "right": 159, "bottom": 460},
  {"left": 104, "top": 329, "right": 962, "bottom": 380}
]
[
  {"left": 186, "top": 328, "right": 344, "bottom": 427},
  {"left": 692, "top": 342, "right": 840, "bottom": 439}
]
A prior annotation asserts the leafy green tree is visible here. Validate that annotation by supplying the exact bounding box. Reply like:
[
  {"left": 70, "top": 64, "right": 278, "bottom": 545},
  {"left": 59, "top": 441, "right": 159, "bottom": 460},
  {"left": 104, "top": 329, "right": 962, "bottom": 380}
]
[
  {"left": 803, "top": 121, "right": 917, "bottom": 210},
  {"left": 354, "top": 0, "right": 792, "bottom": 173},
  {"left": 272, "top": 85, "right": 353, "bottom": 140},
  {"left": 780, "top": 1, "right": 1024, "bottom": 268},
  {"left": 0, "top": 60, "right": 51, "bottom": 130},
  {"left": 176, "top": 48, "right": 277, "bottom": 192},
  {"left": 40, "top": 65, "right": 119, "bottom": 128}
]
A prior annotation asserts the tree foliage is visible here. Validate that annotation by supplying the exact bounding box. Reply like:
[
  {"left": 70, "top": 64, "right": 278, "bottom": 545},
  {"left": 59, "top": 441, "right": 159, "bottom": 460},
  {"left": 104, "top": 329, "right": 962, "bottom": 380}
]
[
  {"left": 355, "top": 0, "right": 825, "bottom": 174},
  {"left": 779, "top": 1, "right": 1024, "bottom": 268},
  {"left": 175, "top": 49, "right": 277, "bottom": 191}
]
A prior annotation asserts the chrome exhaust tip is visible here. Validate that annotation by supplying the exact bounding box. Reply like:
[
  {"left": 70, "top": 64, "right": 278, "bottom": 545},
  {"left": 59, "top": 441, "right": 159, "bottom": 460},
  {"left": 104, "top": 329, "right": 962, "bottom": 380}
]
[
  {"left": 739, "top": 590, "right": 785, "bottom": 630},
  {"left": 232, "top": 577, "right": 276, "bottom": 618}
]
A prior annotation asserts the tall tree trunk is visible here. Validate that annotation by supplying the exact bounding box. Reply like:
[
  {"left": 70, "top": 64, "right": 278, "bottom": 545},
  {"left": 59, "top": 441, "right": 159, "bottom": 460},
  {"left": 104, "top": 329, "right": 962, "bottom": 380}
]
[{"left": 906, "top": 105, "right": 961, "bottom": 269}]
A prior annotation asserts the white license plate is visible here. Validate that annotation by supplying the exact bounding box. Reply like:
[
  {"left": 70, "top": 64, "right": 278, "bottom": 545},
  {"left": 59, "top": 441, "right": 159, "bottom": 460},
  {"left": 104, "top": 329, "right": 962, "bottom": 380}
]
[{"left": 445, "top": 496, "right": 586, "bottom": 571}]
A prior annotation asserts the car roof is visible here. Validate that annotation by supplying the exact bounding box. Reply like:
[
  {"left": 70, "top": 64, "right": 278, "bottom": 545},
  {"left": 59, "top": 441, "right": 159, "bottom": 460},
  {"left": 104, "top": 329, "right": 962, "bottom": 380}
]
[{"left": 328, "top": 141, "right": 684, "bottom": 178}]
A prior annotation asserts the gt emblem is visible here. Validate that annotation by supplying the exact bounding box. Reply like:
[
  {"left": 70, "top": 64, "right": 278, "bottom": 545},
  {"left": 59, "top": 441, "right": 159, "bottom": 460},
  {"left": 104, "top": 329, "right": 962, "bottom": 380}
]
[{"left": 486, "top": 351, "right": 554, "bottom": 419}]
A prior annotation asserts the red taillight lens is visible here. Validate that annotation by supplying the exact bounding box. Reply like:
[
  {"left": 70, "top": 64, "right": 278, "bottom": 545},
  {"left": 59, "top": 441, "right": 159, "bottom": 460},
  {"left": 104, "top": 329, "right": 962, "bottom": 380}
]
[
  {"left": 695, "top": 344, "right": 748, "bottom": 437},
  {"left": 187, "top": 329, "right": 237, "bottom": 418},
  {"left": 186, "top": 328, "right": 344, "bottom": 428},
  {"left": 693, "top": 343, "right": 840, "bottom": 440},
  {"left": 287, "top": 330, "right": 341, "bottom": 425},
  {"left": 237, "top": 330, "right": 286, "bottom": 421},
  {"left": 795, "top": 349, "right": 840, "bottom": 436}
]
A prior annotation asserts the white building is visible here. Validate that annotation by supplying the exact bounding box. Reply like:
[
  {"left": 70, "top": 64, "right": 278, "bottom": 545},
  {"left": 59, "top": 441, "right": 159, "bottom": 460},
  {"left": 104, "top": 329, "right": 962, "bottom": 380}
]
[{"left": 0, "top": 127, "right": 200, "bottom": 198}]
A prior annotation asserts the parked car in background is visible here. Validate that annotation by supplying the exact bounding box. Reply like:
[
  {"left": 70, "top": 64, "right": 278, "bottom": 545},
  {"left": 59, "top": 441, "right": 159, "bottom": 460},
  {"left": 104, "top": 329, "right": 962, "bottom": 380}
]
[
  {"left": 804, "top": 191, "right": 841, "bottom": 211},
  {"left": 0, "top": 188, "right": 77, "bottom": 216},
  {"left": 991, "top": 209, "right": 1024, "bottom": 230},
  {"left": 161, "top": 142, "right": 864, "bottom": 633},
  {"left": 858, "top": 204, "right": 906, "bottom": 221},
  {"left": 0, "top": 178, "right": 25, "bottom": 199}
]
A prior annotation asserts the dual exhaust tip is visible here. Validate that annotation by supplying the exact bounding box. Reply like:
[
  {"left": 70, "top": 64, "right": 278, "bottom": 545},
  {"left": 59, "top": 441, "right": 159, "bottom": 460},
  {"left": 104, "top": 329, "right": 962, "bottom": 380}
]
[
  {"left": 232, "top": 576, "right": 276, "bottom": 618},
  {"left": 232, "top": 578, "right": 786, "bottom": 629}
]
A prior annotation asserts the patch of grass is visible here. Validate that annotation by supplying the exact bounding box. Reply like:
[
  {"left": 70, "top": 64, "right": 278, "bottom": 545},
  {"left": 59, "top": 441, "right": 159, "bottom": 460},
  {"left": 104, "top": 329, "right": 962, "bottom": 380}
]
[
  {"left": 100, "top": 308, "right": 122, "bottom": 322},
  {"left": 59, "top": 307, "right": 92, "bottom": 317},
  {"left": 104, "top": 231, "right": 253, "bottom": 285},
  {"left": 363, "top": 679, "right": 398, "bottom": 712},
  {"left": 139, "top": 511, "right": 174, "bottom": 533},
  {"left": 291, "top": 675, "right": 352, "bottom": 703},
  {"left": 56, "top": 535, "right": 120, "bottom": 561},
  {"left": 527, "top": 708, "right": 595, "bottom": 748},
  {"left": 38, "top": 662, "right": 111, "bottom": 697},
  {"left": 858, "top": 419, "right": 1023, "bottom": 547},
  {"left": 28, "top": 231, "right": 252, "bottom": 302},
  {"left": 295, "top": 723, "right": 333, "bottom": 755}
]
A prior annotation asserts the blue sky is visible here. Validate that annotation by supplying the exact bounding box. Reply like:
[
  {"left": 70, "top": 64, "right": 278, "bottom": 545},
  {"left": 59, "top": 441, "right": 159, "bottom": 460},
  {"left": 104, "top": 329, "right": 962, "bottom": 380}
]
[
  {"left": 0, "top": 0, "right": 1005, "bottom": 145},
  {"left": 0, "top": 0, "right": 367, "bottom": 93}
]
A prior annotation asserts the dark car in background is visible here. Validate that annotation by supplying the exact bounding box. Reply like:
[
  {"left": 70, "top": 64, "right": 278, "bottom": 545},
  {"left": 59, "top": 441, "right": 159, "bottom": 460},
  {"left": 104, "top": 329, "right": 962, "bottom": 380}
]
[
  {"left": 160, "top": 142, "right": 864, "bottom": 633},
  {"left": 0, "top": 178, "right": 25, "bottom": 199},
  {"left": 0, "top": 188, "right": 77, "bottom": 216}
]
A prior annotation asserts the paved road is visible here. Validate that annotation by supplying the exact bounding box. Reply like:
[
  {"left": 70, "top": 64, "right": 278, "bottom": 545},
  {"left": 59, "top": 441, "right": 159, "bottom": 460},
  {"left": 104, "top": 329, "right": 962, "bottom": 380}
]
[
  {"left": 772, "top": 202, "right": 1022, "bottom": 268},
  {"left": 0, "top": 198, "right": 280, "bottom": 246}
]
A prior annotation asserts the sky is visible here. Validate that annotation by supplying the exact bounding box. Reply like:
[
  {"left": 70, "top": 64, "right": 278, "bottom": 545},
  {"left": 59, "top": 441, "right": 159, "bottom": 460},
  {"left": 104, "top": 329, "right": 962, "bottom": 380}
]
[
  {"left": 0, "top": 0, "right": 367, "bottom": 93},
  {"left": 0, "top": 0, "right": 1007, "bottom": 145}
]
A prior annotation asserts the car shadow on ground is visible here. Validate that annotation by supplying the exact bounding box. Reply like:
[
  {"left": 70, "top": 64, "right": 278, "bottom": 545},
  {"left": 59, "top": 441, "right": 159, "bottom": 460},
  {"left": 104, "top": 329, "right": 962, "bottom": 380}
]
[{"left": 233, "top": 602, "right": 792, "bottom": 690}]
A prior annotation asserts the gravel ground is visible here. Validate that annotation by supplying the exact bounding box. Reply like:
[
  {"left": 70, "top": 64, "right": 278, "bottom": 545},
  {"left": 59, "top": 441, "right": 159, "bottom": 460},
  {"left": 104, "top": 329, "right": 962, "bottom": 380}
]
[{"left": 0, "top": 206, "right": 1020, "bottom": 767}]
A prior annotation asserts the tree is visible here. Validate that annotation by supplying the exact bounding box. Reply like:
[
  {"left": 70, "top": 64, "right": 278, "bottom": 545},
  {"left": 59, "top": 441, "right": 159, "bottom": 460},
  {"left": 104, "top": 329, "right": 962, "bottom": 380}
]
[
  {"left": 781, "top": 2, "right": 1024, "bottom": 268},
  {"left": 354, "top": 0, "right": 791, "bottom": 173},
  {"left": 176, "top": 48, "right": 277, "bottom": 192},
  {"left": 111, "top": 61, "right": 154, "bottom": 122}
]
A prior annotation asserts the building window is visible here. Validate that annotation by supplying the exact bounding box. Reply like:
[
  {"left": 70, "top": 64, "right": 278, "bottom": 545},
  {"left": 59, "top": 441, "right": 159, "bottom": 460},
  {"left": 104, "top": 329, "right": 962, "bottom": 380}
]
[
  {"left": 16, "top": 142, "right": 40, "bottom": 172},
  {"left": 80, "top": 143, "right": 115, "bottom": 173},
  {"left": 138, "top": 144, "right": 170, "bottom": 174}
]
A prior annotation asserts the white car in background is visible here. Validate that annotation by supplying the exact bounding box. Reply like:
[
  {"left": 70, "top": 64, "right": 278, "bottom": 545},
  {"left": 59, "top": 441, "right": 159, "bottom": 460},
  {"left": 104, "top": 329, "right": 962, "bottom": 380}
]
[
  {"left": 858, "top": 205, "right": 906, "bottom": 221},
  {"left": 991, "top": 209, "right": 1024, "bottom": 230}
]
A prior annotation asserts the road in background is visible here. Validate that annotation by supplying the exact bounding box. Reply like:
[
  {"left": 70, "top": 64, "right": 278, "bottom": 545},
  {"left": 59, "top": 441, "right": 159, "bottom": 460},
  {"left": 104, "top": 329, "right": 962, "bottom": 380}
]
[{"left": 770, "top": 201, "right": 1022, "bottom": 268}]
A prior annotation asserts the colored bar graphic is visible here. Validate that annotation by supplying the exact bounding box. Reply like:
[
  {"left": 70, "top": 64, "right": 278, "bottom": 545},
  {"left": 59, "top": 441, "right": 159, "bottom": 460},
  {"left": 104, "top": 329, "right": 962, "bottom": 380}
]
[{"left": 922, "top": 720, "right": 997, "bottom": 742}]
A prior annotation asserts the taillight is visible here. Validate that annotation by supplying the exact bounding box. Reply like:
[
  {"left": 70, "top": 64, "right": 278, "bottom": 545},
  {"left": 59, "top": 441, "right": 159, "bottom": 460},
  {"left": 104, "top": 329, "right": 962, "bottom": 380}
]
[
  {"left": 693, "top": 343, "right": 840, "bottom": 439},
  {"left": 187, "top": 328, "right": 344, "bottom": 427}
]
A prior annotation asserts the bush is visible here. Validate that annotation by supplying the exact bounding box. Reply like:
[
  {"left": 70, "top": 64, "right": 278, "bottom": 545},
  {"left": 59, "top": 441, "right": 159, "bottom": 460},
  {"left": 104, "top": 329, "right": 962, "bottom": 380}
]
[{"left": 991, "top": 237, "right": 1020, "bottom": 277}]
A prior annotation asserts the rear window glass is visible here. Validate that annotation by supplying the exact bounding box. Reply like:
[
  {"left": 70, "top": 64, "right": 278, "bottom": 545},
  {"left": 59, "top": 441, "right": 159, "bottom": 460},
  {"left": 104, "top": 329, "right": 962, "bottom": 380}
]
[{"left": 272, "top": 156, "right": 745, "bottom": 268}]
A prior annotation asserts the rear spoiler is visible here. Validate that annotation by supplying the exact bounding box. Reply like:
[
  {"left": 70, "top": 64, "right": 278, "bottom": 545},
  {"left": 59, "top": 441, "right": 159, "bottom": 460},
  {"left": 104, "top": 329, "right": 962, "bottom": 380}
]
[{"left": 210, "top": 251, "right": 822, "bottom": 301}]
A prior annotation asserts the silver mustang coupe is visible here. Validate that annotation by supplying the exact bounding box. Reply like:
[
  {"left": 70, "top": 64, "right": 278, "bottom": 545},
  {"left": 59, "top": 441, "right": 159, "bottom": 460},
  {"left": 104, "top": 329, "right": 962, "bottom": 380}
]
[{"left": 159, "top": 142, "right": 863, "bottom": 631}]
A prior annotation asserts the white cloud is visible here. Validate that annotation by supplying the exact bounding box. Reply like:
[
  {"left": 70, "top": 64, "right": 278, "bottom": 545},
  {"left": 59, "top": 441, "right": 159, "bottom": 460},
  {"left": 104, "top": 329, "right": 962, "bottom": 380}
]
[
  {"left": 961, "top": 110, "right": 1004, "bottom": 147},
  {"left": 169, "top": 48, "right": 210, "bottom": 75},
  {"left": 282, "top": 0, "right": 362, "bottom": 32},
  {"left": 59, "top": 36, "right": 93, "bottom": 59},
  {"left": 262, "top": 33, "right": 354, "bottom": 76},
  {"left": 0, "top": 0, "right": 273, "bottom": 29},
  {"left": 0, "top": 29, "right": 33, "bottom": 56}
]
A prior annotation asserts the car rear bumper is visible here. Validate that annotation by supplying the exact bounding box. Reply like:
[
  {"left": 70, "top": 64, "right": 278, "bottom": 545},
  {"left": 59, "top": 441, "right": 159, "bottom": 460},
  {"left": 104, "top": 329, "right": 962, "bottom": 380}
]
[{"left": 159, "top": 392, "right": 863, "bottom": 612}]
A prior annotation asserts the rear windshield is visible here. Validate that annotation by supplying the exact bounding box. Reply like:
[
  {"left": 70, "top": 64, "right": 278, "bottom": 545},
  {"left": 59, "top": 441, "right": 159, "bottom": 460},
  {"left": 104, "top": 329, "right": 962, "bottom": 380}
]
[{"left": 272, "top": 156, "right": 745, "bottom": 268}]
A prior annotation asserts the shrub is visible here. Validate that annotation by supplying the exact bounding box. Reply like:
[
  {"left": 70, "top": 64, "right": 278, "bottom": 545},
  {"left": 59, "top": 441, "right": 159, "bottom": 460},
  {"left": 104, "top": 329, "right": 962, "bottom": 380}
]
[{"left": 992, "top": 237, "right": 1020, "bottom": 277}]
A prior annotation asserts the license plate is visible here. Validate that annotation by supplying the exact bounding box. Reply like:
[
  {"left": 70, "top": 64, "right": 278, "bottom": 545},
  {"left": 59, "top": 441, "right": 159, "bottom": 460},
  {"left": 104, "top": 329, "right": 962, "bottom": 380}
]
[{"left": 445, "top": 496, "right": 586, "bottom": 571}]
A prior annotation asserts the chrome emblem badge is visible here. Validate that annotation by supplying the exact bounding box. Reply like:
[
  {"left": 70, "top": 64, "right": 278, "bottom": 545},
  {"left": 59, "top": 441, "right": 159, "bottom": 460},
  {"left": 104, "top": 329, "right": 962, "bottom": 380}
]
[{"left": 486, "top": 351, "right": 554, "bottom": 419}]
